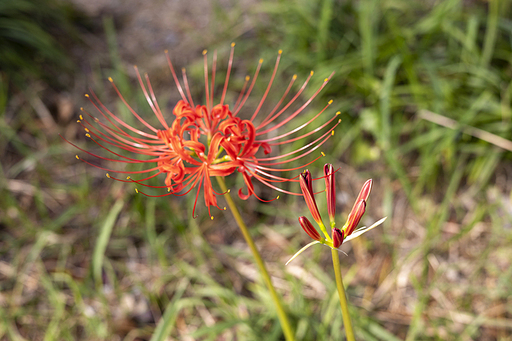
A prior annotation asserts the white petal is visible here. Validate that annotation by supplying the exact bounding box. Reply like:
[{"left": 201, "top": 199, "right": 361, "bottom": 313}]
[
  {"left": 343, "top": 217, "right": 387, "bottom": 243},
  {"left": 285, "top": 241, "right": 321, "bottom": 265}
]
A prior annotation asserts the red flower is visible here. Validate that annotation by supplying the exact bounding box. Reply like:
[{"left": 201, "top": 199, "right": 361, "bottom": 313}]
[{"left": 66, "top": 44, "right": 339, "bottom": 218}]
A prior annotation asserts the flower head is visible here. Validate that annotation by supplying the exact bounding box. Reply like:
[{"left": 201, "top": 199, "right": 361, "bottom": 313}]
[
  {"left": 65, "top": 44, "right": 340, "bottom": 218},
  {"left": 287, "top": 164, "right": 385, "bottom": 265}
]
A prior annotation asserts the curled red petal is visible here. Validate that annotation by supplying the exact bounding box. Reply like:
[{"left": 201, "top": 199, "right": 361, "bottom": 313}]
[
  {"left": 261, "top": 142, "right": 272, "bottom": 155},
  {"left": 238, "top": 171, "right": 254, "bottom": 200}
]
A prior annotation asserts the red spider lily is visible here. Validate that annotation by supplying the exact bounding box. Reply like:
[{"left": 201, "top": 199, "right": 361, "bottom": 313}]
[
  {"left": 287, "top": 164, "right": 384, "bottom": 265},
  {"left": 65, "top": 44, "right": 340, "bottom": 218}
]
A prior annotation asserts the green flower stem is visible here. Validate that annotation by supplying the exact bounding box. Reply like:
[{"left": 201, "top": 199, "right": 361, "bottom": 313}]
[
  {"left": 318, "top": 222, "right": 331, "bottom": 242},
  {"left": 216, "top": 177, "right": 295, "bottom": 341},
  {"left": 331, "top": 248, "right": 356, "bottom": 341}
]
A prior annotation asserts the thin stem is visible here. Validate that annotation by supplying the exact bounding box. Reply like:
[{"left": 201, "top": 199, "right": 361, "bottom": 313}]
[
  {"left": 216, "top": 177, "right": 295, "bottom": 341},
  {"left": 331, "top": 248, "right": 356, "bottom": 341}
]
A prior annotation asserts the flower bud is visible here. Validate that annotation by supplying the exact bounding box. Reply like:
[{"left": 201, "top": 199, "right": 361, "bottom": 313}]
[
  {"left": 332, "top": 227, "right": 344, "bottom": 248},
  {"left": 299, "top": 216, "right": 322, "bottom": 241},
  {"left": 323, "top": 164, "right": 336, "bottom": 224},
  {"left": 299, "top": 170, "right": 323, "bottom": 225},
  {"left": 355, "top": 179, "right": 372, "bottom": 205},
  {"left": 344, "top": 199, "right": 366, "bottom": 236}
]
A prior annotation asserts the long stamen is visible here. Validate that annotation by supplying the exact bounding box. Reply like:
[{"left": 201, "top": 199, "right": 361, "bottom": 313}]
[
  {"left": 74, "top": 155, "right": 161, "bottom": 174},
  {"left": 257, "top": 134, "right": 332, "bottom": 167},
  {"left": 256, "top": 74, "right": 297, "bottom": 128},
  {"left": 256, "top": 72, "right": 334, "bottom": 135},
  {"left": 233, "top": 76, "right": 250, "bottom": 111},
  {"left": 252, "top": 167, "right": 300, "bottom": 182},
  {"left": 176, "top": 172, "right": 204, "bottom": 195},
  {"left": 81, "top": 134, "right": 172, "bottom": 163},
  {"left": 220, "top": 42, "right": 235, "bottom": 105},
  {"left": 250, "top": 154, "right": 324, "bottom": 173},
  {"left": 135, "top": 173, "right": 200, "bottom": 197},
  {"left": 233, "top": 59, "right": 263, "bottom": 116},
  {"left": 165, "top": 50, "right": 188, "bottom": 102},
  {"left": 203, "top": 50, "right": 210, "bottom": 113},
  {"left": 64, "top": 137, "right": 167, "bottom": 164},
  {"left": 256, "top": 120, "right": 340, "bottom": 163},
  {"left": 245, "top": 167, "right": 300, "bottom": 196},
  {"left": 136, "top": 172, "right": 200, "bottom": 199},
  {"left": 86, "top": 92, "right": 157, "bottom": 140},
  {"left": 135, "top": 190, "right": 176, "bottom": 198},
  {"left": 211, "top": 50, "right": 217, "bottom": 112},
  {"left": 79, "top": 114, "right": 164, "bottom": 151},
  {"left": 143, "top": 72, "right": 170, "bottom": 130},
  {"left": 181, "top": 68, "right": 195, "bottom": 107},
  {"left": 265, "top": 114, "right": 338, "bottom": 146},
  {"left": 107, "top": 172, "right": 162, "bottom": 185},
  {"left": 257, "top": 103, "right": 336, "bottom": 144},
  {"left": 192, "top": 171, "right": 205, "bottom": 218},
  {"left": 81, "top": 119, "right": 159, "bottom": 152},
  {"left": 250, "top": 50, "right": 282, "bottom": 122},
  {"left": 256, "top": 71, "right": 313, "bottom": 131},
  {"left": 112, "top": 73, "right": 160, "bottom": 133}
]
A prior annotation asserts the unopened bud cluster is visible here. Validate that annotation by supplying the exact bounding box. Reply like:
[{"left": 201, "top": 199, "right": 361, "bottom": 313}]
[{"left": 298, "top": 164, "right": 372, "bottom": 249}]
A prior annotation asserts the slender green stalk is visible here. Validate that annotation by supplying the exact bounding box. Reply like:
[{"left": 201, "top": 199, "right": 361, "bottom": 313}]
[
  {"left": 216, "top": 177, "right": 295, "bottom": 341},
  {"left": 331, "top": 248, "right": 355, "bottom": 341}
]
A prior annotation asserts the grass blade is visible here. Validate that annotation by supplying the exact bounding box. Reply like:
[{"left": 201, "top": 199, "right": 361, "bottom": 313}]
[
  {"left": 92, "top": 199, "right": 124, "bottom": 289},
  {"left": 150, "top": 279, "right": 189, "bottom": 341}
]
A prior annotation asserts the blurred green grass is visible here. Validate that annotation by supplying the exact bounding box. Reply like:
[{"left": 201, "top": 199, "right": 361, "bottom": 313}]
[{"left": 1, "top": 0, "right": 512, "bottom": 340}]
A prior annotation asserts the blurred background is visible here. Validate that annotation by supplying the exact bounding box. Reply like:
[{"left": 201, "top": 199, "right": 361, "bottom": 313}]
[{"left": 1, "top": 0, "right": 512, "bottom": 340}]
